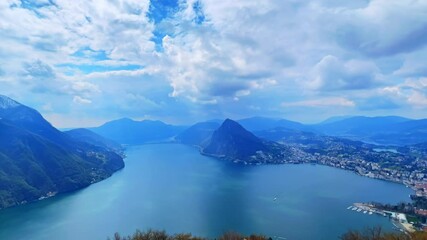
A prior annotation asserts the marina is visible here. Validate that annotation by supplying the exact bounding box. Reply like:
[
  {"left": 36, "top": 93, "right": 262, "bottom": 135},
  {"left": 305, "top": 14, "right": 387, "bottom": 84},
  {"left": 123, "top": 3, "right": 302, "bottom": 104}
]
[
  {"left": 346, "top": 203, "right": 416, "bottom": 233},
  {"left": 347, "top": 204, "right": 388, "bottom": 217}
]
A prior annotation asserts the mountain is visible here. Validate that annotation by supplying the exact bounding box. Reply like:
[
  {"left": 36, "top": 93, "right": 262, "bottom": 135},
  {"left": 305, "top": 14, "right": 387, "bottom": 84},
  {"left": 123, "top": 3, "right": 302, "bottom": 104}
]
[
  {"left": 202, "top": 119, "right": 268, "bottom": 160},
  {"left": 237, "top": 116, "right": 311, "bottom": 132},
  {"left": 368, "top": 119, "right": 427, "bottom": 145},
  {"left": 201, "top": 119, "right": 305, "bottom": 164},
  {"left": 0, "top": 95, "right": 72, "bottom": 147},
  {"left": 312, "top": 116, "right": 427, "bottom": 145},
  {"left": 314, "top": 116, "right": 410, "bottom": 135},
  {"left": 254, "top": 126, "right": 371, "bottom": 154},
  {"left": 65, "top": 128, "right": 123, "bottom": 154},
  {"left": 0, "top": 95, "right": 124, "bottom": 209},
  {"left": 91, "top": 118, "right": 185, "bottom": 145},
  {"left": 175, "top": 121, "right": 221, "bottom": 147}
]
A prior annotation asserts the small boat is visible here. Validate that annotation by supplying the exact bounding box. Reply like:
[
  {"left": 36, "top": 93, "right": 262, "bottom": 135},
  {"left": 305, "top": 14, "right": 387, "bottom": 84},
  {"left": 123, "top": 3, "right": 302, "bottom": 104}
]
[
  {"left": 369, "top": 212, "right": 373, "bottom": 215},
  {"left": 273, "top": 197, "right": 277, "bottom": 201},
  {"left": 357, "top": 209, "right": 362, "bottom": 212},
  {"left": 352, "top": 207, "right": 357, "bottom": 211},
  {"left": 347, "top": 206, "right": 352, "bottom": 210},
  {"left": 363, "top": 211, "right": 367, "bottom": 214}
]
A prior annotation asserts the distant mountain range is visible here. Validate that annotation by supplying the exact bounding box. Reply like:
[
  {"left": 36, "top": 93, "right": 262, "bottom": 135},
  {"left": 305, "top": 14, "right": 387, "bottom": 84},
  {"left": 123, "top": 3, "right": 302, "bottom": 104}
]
[
  {"left": 165, "top": 115, "right": 427, "bottom": 165},
  {"left": 0, "top": 95, "right": 124, "bottom": 209},
  {"left": 177, "top": 118, "right": 375, "bottom": 164},
  {"left": 312, "top": 116, "right": 427, "bottom": 145},
  {"left": 231, "top": 116, "right": 427, "bottom": 146},
  {"left": 81, "top": 114, "right": 427, "bottom": 163},
  {"left": 90, "top": 118, "right": 185, "bottom": 145},
  {"left": 141, "top": 116, "right": 427, "bottom": 189},
  {"left": 175, "top": 116, "right": 427, "bottom": 146}
]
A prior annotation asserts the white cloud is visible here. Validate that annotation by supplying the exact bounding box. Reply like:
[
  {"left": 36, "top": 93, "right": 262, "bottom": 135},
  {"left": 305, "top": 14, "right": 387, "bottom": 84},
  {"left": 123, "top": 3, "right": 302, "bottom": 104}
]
[
  {"left": 408, "top": 91, "right": 427, "bottom": 107},
  {"left": 379, "top": 77, "right": 427, "bottom": 108},
  {"left": 73, "top": 95, "right": 92, "bottom": 104},
  {"left": 331, "top": 0, "right": 427, "bottom": 57},
  {"left": 159, "top": 1, "right": 299, "bottom": 103},
  {"left": 70, "top": 81, "right": 100, "bottom": 94},
  {"left": 1, "top": 0, "right": 427, "bottom": 124},
  {"left": 309, "top": 55, "right": 382, "bottom": 91}
]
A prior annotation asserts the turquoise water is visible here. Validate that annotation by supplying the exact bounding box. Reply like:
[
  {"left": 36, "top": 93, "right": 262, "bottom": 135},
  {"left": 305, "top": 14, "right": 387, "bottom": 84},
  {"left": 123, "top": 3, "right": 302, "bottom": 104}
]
[{"left": 0, "top": 144, "right": 413, "bottom": 240}]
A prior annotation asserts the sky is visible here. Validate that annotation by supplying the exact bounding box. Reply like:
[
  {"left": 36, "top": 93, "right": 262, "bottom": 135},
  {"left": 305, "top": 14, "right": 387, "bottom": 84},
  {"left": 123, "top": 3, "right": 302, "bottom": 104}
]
[{"left": 1, "top": 0, "right": 427, "bottom": 127}]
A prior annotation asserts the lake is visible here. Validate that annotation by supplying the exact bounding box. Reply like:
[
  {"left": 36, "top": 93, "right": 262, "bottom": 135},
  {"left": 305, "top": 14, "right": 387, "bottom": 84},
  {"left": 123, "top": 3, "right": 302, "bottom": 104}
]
[{"left": 0, "top": 144, "right": 414, "bottom": 240}]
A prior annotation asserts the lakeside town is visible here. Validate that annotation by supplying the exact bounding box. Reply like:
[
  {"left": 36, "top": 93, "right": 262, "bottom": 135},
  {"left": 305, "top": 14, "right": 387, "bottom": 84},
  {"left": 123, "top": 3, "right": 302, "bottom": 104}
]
[
  {"left": 239, "top": 134, "right": 427, "bottom": 197},
  {"left": 226, "top": 133, "right": 427, "bottom": 233}
]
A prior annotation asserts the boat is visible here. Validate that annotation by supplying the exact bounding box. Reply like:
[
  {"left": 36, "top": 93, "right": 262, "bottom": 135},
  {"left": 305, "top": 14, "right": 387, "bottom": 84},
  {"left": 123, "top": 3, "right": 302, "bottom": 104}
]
[
  {"left": 352, "top": 207, "right": 357, "bottom": 211},
  {"left": 347, "top": 206, "right": 352, "bottom": 210},
  {"left": 369, "top": 212, "right": 373, "bottom": 215},
  {"left": 357, "top": 209, "right": 362, "bottom": 212},
  {"left": 363, "top": 211, "right": 367, "bottom": 214}
]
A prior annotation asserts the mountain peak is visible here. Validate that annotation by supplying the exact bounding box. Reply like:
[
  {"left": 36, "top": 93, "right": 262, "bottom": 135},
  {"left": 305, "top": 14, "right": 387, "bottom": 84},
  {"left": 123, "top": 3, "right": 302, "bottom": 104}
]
[
  {"left": 222, "top": 118, "right": 239, "bottom": 127},
  {"left": 202, "top": 118, "right": 268, "bottom": 161},
  {"left": 0, "top": 95, "right": 21, "bottom": 109}
]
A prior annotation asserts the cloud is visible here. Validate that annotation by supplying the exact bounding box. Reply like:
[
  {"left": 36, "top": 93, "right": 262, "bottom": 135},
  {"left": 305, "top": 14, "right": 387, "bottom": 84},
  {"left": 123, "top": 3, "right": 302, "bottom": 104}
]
[
  {"left": 379, "top": 77, "right": 427, "bottom": 108},
  {"left": 23, "top": 60, "right": 55, "bottom": 79},
  {"left": 309, "top": 55, "right": 382, "bottom": 91},
  {"left": 1, "top": 0, "right": 427, "bottom": 125},
  {"left": 332, "top": 0, "right": 427, "bottom": 57},
  {"left": 20, "top": 60, "right": 61, "bottom": 93},
  {"left": 159, "top": 1, "right": 296, "bottom": 103},
  {"left": 69, "top": 81, "right": 100, "bottom": 94},
  {"left": 407, "top": 91, "right": 427, "bottom": 107},
  {"left": 393, "top": 48, "right": 427, "bottom": 77},
  {"left": 73, "top": 96, "right": 92, "bottom": 104}
]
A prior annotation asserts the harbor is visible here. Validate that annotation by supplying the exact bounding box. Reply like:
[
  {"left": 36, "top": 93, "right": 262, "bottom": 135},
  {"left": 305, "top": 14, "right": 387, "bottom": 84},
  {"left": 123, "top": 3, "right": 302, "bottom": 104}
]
[{"left": 346, "top": 203, "right": 416, "bottom": 233}]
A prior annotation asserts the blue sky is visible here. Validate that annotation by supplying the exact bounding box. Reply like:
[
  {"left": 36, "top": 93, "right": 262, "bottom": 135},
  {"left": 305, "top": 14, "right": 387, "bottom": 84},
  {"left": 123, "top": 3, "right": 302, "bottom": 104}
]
[{"left": 1, "top": 0, "right": 427, "bottom": 127}]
